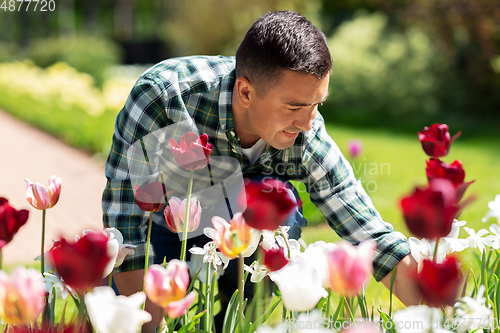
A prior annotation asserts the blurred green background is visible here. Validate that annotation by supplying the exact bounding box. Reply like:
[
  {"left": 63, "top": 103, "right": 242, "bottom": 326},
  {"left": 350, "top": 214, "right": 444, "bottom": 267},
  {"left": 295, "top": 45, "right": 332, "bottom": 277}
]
[{"left": 1, "top": 0, "right": 499, "bottom": 241}]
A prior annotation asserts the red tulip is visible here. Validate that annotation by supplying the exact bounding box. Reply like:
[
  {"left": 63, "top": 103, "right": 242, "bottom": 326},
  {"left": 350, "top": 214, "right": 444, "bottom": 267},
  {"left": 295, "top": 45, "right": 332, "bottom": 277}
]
[
  {"left": 0, "top": 198, "right": 29, "bottom": 249},
  {"left": 240, "top": 178, "right": 298, "bottom": 231},
  {"left": 134, "top": 182, "right": 167, "bottom": 212},
  {"left": 400, "top": 179, "right": 458, "bottom": 239},
  {"left": 418, "top": 123, "right": 461, "bottom": 158},
  {"left": 50, "top": 233, "right": 110, "bottom": 292},
  {"left": 170, "top": 132, "right": 213, "bottom": 170},
  {"left": 263, "top": 247, "right": 289, "bottom": 271},
  {"left": 426, "top": 158, "right": 474, "bottom": 201},
  {"left": 415, "top": 257, "right": 462, "bottom": 307}
]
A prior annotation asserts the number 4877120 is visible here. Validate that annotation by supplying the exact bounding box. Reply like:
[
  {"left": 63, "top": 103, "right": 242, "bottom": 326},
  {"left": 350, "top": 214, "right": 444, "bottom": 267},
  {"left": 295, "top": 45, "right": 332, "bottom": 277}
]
[{"left": 1, "top": 0, "right": 55, "bottom": 11}]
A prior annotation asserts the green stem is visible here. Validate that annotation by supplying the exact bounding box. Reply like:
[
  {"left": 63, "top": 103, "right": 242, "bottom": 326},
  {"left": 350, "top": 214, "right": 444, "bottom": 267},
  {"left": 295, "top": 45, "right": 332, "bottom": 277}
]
[
  {"left": 41, "top": 209, "right": 46, "bottom": 275},
  {"left": 180, "top": 170, "right": 195, "bottom": 262},
  {"left": 76, "top": 292, "right": 86, "bottom": 333},
  {"left": 108, "top": 273, "right": 113, "bottom": 288},
  {"left": 326, "top": 290, "right": 331, "bottom": 318},
  {"left": 0, "top": 250, "right": 3, "bottom": 271},
  {"left": 255, "top": 247, "right": 264, "bottom": 326},
  {"left": 433, "top": 238, "right": 440, "bottom": 262},
  {"left": 205, "top": 263, "right": 211, "bottom": 333},
  {"left": 238, "top": 254, "right": 244, "bottom": 333},
  {"left": 143, "top": 211, "right": 154, "bottom": 310}
]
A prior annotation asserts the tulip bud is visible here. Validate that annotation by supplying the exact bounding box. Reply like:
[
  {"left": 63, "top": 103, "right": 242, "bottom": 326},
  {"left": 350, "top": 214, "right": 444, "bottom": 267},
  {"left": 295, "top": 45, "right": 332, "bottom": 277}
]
[
  {"left": 415, "top": 257, "right": 462, "bottom": 307},
  {"left": 134, "top": 182, "right": 166, "bottom": 212},
  {"left": 0, "top": 197, "right": 29, "bottom": 249},
  {"left": 170, "top": 132, "right": 213, "bottom": 170},
  {"left": 25, "top": 175, "right": 62, "bottom": 210},
  {"left": 240, "top": 178, "right": 297, "bottom": 231},
  {"left": 418, "top": 123, "right": 461, "bottom": 158}
]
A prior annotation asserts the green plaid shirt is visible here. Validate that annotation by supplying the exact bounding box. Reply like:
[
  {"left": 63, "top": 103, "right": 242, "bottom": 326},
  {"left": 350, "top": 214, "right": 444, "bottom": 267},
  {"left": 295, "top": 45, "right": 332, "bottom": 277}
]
[{"left": 102, "top": 55, "right": 410, "bottom": 281}]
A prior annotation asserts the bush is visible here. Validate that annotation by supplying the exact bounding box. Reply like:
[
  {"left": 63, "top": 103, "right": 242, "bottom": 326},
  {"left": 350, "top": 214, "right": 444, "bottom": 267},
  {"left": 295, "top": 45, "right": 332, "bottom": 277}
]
[
  {"left": 24, "top": 36, "right": 122, "bottom": 87},
  {"left": 0, "top": 61, "right": 135, "bottom": 155},
  {"left": 324, "top": 12, "right": 448, "bottom": 131}
]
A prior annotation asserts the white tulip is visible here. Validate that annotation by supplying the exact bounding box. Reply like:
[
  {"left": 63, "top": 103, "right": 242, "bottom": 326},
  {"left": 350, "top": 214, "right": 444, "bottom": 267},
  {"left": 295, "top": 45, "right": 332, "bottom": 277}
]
[
  {"left": 269, "top": 251, "right": 328, "bottom": 312},
  {"left": 85, "top": 286, "right": 151, "bottom": 333}
]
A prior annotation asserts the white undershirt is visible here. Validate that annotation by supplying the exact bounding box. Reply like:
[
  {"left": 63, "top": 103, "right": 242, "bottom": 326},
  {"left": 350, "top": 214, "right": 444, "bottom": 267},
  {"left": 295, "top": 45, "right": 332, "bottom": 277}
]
[{"left": 241, "top": 138, "right": 268, "bottom": 165}]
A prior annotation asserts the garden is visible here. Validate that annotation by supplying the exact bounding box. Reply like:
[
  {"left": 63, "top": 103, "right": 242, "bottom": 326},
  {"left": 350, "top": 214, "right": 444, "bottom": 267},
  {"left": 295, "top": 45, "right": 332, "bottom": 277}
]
[{"left": 0, "top": 0, "right": 499, "bottom": 332}]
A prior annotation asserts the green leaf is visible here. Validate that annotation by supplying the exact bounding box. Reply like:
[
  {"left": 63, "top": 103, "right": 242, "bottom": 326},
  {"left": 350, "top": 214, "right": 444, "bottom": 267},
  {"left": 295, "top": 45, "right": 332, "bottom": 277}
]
[
  {"left": 248, "top": 298, "right": 282, "bottom": 332},
  {"left": 377, "top": 309, "right": 396, "bottom": 333}
]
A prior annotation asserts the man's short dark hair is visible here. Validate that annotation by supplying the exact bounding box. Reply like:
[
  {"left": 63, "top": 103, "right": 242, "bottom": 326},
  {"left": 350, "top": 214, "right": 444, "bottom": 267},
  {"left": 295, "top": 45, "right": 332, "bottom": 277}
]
[{"left": 235, "top": 11, "right": 332, "bottom": 95}]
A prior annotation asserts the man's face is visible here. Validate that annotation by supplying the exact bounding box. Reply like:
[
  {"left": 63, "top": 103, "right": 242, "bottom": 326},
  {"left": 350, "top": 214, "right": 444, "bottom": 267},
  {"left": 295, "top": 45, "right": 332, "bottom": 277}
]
[{"left": 245, "top": 70, "right": 330, "bottom": 149}]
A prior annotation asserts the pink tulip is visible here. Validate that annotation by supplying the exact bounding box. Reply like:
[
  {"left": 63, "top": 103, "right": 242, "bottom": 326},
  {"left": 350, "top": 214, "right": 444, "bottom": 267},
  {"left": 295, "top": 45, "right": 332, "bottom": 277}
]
[
  {"left": 325, "top": 240, "right": 376, "bottom": 297},
  {"left": 25, "top": 175, "right": 61, "bottom": 210},
  {"left": 144, "top": 261, "right": 195, "bottom": 318},
  {"left": 0, "top": 267, "right": 45, "bottom": 326},
  {"left": 164, "top": 196, "right": 202, "bottom": 233}
]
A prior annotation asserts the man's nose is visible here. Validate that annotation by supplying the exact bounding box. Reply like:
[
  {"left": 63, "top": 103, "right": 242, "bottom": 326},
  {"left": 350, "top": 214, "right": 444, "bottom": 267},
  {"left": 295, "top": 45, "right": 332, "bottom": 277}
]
[{"left": 293, "top": 106, "right": 316, "bottom": 132}]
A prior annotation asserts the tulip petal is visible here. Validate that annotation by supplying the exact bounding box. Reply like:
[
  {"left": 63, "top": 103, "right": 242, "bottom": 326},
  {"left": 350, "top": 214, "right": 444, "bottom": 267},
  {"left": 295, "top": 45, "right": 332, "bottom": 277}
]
[{"left": 164, "top": 291, "right": 196, "bottom": 318}]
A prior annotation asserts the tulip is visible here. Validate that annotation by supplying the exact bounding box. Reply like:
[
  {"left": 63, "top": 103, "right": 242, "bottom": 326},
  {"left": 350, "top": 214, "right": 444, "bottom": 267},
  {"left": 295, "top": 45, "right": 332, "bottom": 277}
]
[
  {"left": 0, "top": 198, "right": 29, "bottom": 250},
  {"left": 263, "top": 247, "right": 288, "bottom": 272},
  {"left": 170, "top": 132, "right": 213, "bottom": 170},
  {"left": 78, "top": 228, "right": 136, "bottom": 277},
  {"left": 268, "top": 252, "right": 328, "bottom": 312},
  {"left": 134, "top": 182, "right": 167, "bottom": 212},
  {"left": 50, "top": 232, "right": 110, "bottom": 292},
  {"left": 0, "top": 267, "right": 45, "bottom": 326},
  {"left": 401, "top": 178, "right": 458, "bottom": 239},
  {"left": 206, "top": 213, "right": 255, "bottom": 259},
  {"left": 415, "top": 256, "right": 462, "bottom": 307},
  {"left": 240, "top": 178, "right": 297, "bottom": 231},
  {"left": 418, "top": 123, "right": 461, "bottom": 158},
  {"left": 324, "top": 240, "right": 376, "bottom": 297},
  {"left": 85, "top": 286, "right": 152, "bottom": 333},
  {"left": 164, "top": 196, "right": 201, "bottom": 233},
  {"left": 426, "top": 158, "right": 474, "bottom": 201},
  {"left": 24, "top": 175, "right": 61, "bottom": 210},
  {"left": 347, "top": 139, "right": 363, "bottom": 159},
  {"left": 144, "top": 262, "right": 196, "bottom": 318}
]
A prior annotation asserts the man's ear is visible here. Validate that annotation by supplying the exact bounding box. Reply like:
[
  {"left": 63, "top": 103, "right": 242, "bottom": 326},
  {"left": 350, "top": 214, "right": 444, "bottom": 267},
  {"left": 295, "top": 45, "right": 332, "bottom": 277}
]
[{"left": 235, "top": 76, "right": 254, "bottom": 108}]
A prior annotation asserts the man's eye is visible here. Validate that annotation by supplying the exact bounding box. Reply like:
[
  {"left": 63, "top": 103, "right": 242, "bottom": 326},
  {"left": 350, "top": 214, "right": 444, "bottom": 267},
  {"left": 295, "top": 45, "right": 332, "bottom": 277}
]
[{"left": 289, "top": 107, "right": 301, "bottom": 111}]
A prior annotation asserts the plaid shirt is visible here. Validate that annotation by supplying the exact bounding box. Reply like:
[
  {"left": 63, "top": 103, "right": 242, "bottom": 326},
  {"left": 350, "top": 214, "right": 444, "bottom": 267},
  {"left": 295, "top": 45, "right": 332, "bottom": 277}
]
[{"left": 102, "top": 55, "right": 410, "bottom": 281}]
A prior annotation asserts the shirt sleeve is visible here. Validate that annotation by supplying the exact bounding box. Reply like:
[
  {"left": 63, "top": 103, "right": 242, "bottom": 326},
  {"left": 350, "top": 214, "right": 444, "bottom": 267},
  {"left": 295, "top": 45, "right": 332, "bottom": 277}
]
[
  {"left": 102, "top": 75, "right": 174, "bottom": 273},
  {"left": 302, "top": 117, "right": 410, "bottom": 281}
]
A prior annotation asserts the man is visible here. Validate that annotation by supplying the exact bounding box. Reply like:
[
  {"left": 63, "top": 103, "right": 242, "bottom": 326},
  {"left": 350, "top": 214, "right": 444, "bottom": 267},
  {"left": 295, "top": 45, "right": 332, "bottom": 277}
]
[{"left": 102, "top": 10, "right": 420, "bottom": 332}]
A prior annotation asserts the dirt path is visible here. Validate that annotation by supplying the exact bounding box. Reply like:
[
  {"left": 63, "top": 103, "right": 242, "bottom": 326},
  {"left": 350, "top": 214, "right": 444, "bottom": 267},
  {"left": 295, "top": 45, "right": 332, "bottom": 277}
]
[{"left": 0, "top": 110, "right": 106, "bottom": 265}]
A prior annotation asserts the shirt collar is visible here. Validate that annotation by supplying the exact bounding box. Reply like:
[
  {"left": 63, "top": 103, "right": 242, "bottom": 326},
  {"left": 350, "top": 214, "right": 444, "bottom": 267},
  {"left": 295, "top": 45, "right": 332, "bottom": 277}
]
[{"left": 218, "top": 69, "right": 236, "bottom": 132}]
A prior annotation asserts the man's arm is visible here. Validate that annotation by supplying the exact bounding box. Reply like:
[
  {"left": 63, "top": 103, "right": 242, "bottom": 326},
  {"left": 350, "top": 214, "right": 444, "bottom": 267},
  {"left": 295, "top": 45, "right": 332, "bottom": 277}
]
[
  {"left": 380, "top": 254, "right": 422, "bottom": 306},
  {"left": 113, "top": 270, "right": 164, "bottom": 333}
]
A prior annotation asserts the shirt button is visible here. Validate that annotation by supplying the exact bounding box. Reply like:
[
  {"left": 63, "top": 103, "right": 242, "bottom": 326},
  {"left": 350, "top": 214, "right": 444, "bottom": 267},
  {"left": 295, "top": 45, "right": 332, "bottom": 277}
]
[{"left": 229, "top": 130, "right": 235, "bottom": 136}]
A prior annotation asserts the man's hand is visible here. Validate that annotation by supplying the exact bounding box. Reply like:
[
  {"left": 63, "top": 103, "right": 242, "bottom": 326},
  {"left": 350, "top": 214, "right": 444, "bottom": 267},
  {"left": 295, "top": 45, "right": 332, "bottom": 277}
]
[
  {"left": 381, "top": 254, "right": 422, "bottom": 306},
  {"left": 113, "top": 269, "right": 164, "bottom": 333}
]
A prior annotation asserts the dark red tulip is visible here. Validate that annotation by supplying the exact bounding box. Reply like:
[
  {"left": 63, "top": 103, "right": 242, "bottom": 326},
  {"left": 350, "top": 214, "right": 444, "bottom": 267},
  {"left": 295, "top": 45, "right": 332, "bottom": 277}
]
[
  {"left": 400, "top": 179, "right": 458, "bottom": 239},
  {"left": 264, "top": 247, "right": 289, "bottom": 271},
  {"left": 0, "top": 197, "right": 29, "bottom": 249},
  {"left": 240, "top": 178, "right": 297, "bottom": 231},
  {"left": 134, "top": 182, "right": 167, "bottom": 212},
  {"left": 426, "top": 158, "right": 474, "bottom": 201},
  {"left": 415, "top": 257, "right": 462, "bottom": 307},
  {"left": 418, "top": 123, "right": 461, "bottom": 158},
  {"left": 50, "top": 233, "right": 110, "bottom": 292},
  {"left": 170, "top": 132, "right": 213, "bottom": 170}
]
